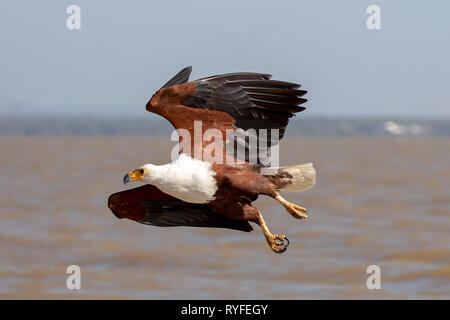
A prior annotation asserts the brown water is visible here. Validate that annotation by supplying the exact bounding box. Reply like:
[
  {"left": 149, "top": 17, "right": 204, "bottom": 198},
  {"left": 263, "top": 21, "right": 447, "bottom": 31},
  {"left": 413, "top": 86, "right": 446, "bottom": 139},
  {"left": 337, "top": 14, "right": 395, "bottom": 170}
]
[{"left": 0, "top": 137, "right": 449, "bottom": 299}]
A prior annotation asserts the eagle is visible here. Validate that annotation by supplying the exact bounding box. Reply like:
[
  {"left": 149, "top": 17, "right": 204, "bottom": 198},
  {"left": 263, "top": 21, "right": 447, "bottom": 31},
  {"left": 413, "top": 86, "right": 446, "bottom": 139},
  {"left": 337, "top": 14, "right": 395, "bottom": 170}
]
[{"left": 108, "top": 66, "right": 316, "bottom": 253}]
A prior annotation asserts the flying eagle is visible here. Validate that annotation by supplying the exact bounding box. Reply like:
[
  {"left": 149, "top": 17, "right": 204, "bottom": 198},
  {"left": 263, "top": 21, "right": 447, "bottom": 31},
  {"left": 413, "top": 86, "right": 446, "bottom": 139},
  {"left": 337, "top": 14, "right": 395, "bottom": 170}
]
[{"left": 108, "top": 67, "right": 316, "bottom": 253}]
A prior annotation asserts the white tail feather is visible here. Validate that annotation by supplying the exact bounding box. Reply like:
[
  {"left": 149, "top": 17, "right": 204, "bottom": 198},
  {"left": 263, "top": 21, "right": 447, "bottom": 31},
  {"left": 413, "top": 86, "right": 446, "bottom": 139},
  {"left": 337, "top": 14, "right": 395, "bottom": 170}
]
[{"left": 277, "top": 163, "right": 316, "bottom": 192}]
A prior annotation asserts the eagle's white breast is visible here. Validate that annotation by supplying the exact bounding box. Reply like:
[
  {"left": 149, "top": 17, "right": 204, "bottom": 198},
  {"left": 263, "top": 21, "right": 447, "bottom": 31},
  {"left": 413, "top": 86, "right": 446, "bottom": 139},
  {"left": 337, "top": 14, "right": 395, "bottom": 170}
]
[{"left": 142, "top": 154, "right": 218, "bottom": 204}]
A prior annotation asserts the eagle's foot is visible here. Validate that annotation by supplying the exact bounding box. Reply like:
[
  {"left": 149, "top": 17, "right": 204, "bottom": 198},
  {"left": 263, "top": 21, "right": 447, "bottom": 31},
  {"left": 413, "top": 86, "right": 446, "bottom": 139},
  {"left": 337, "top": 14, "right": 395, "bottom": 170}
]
[
  {"left": 285, "top": 203, "right": 308, "bottom": 219},
  {"left": 266, "top": 234, "right": 290, "bottom": 254},
  {"left": 275, "top": 194, "right": 308, "bottom": 219}
]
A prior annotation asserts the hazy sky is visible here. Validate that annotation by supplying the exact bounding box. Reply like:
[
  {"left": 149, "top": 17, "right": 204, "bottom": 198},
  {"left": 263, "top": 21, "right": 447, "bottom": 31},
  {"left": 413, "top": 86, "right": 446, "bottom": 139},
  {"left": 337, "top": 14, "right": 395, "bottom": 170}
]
[{"left": 0, "top": 1, "right": 449, "bottom": 117}]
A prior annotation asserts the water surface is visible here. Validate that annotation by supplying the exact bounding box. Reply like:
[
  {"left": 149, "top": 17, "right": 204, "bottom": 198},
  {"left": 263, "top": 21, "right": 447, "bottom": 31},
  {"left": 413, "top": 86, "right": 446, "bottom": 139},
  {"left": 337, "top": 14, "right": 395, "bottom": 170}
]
[{"left": 0, "top": 137, "right": 449, "bottom": 299}]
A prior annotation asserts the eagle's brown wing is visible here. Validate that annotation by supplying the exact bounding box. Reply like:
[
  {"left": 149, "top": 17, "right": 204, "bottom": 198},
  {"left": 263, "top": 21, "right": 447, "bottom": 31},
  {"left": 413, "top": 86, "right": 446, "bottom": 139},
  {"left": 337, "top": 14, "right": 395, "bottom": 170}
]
[
  {"left": 146, "top": 66, "right": 307, "bottom": 164},
  {"left": 108, "top": 184, "right": 253, "bottom": 232}
]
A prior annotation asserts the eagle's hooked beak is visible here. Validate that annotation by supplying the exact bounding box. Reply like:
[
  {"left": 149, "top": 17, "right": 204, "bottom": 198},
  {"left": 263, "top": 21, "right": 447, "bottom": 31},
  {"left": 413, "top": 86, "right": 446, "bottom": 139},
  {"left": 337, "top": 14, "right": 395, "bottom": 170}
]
[{"left": 123, "top": 168, "right": 147, "bottom": 185}]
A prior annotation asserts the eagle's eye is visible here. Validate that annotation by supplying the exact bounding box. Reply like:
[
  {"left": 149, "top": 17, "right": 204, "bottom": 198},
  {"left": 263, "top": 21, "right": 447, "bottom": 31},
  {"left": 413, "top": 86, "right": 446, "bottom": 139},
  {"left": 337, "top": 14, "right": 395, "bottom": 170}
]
[{"left": 138, "top": 169, "right": 145, "bottom": 175}]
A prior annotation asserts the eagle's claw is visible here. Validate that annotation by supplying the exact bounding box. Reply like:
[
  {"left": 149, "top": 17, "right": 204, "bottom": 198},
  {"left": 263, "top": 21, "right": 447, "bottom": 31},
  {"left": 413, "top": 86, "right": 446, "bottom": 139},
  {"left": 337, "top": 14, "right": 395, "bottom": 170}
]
[
  {"left": 268, "top": 235, "right": 289, "bottom": 254},
  {"left": 287, "top": 204, "right": 308, "bottom": 219}
]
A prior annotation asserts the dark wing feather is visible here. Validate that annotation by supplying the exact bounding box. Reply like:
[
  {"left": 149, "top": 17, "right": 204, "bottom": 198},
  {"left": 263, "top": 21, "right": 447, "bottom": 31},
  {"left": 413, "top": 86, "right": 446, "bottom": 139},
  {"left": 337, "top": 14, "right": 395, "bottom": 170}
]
[
  {"left": 107, "top": 185, "right": 253, "bottom": 232},
  {"left": 184, "top": 75, "right": 307, "bottom": 126},
  {"left": 140, "top": 200, "right": 253, "bottom": 232},
  {"left": 161, "top": 66, "right": 192, "bottom": 89},
  {"left": 183, "top": 72, "right": 307, "bottom": 165}
]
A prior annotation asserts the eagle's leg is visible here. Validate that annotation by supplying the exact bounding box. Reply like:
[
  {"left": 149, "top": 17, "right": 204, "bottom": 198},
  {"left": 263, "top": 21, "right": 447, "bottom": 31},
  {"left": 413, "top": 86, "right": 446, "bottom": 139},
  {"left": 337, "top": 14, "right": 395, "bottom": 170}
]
[
  {"left": 252, "top": 207, "right": 289, "bottom": 254},
  {"left": 274, "top": 192, "right": 308, "bottom": 219},
  {"left": 211, "top": 199, "right": 289, "bottom": 253}
]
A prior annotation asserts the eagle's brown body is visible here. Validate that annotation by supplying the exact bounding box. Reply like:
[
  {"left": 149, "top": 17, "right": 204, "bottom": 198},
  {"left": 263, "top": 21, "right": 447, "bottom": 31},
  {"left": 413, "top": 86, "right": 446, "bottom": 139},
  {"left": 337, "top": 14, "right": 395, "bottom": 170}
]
[
  {"left": 108, "top": 67, "right": 315, "bottom": 253},
  {"left": 210, "top": 163, "right": 277, "bottom": 220}
]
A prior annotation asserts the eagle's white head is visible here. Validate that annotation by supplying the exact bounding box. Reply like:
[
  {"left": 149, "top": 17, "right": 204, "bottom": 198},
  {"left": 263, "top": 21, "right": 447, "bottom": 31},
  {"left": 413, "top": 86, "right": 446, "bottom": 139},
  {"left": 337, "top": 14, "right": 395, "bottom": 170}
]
[{"left": 121, "top": 154, "right": 218, "bottom": 204}]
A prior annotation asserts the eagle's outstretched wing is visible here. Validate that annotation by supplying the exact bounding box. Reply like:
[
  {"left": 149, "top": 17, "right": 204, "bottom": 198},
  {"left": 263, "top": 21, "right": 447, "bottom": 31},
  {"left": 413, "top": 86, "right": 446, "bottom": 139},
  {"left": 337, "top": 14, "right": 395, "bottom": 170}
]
[
  {"left": 146, "top": 66, "right": 307, "bottom": 164},
  {"left": 108, "top": 184, "right": 253, "bottom": 232}
]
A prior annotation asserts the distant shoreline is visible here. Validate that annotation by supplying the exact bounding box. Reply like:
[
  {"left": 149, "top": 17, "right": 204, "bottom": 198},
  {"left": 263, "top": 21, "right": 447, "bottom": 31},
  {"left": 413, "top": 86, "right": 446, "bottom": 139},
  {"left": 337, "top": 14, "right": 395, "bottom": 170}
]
[{"left": 0, "top": 116, "right": 449, "bottom": 137}]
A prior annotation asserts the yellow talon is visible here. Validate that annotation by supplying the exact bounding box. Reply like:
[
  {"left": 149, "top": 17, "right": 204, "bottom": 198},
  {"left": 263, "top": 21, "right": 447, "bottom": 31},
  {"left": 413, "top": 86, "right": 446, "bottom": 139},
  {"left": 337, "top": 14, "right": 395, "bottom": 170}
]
[
  {"left": 285, "top": 203, "right": 308, "bottom": 219},
  {"left": 266, "top": 234, "right": 290, "bottom": 253},
  {"left": 275, "top": 194, "right": 308, "bottom": 220}
]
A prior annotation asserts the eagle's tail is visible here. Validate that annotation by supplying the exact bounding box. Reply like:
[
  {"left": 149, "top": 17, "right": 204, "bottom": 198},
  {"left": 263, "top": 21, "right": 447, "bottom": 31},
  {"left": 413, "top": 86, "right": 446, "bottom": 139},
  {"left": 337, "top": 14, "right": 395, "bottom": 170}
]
[{"left": 265, "top": 163, "right": 316, "bottom": 192}]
